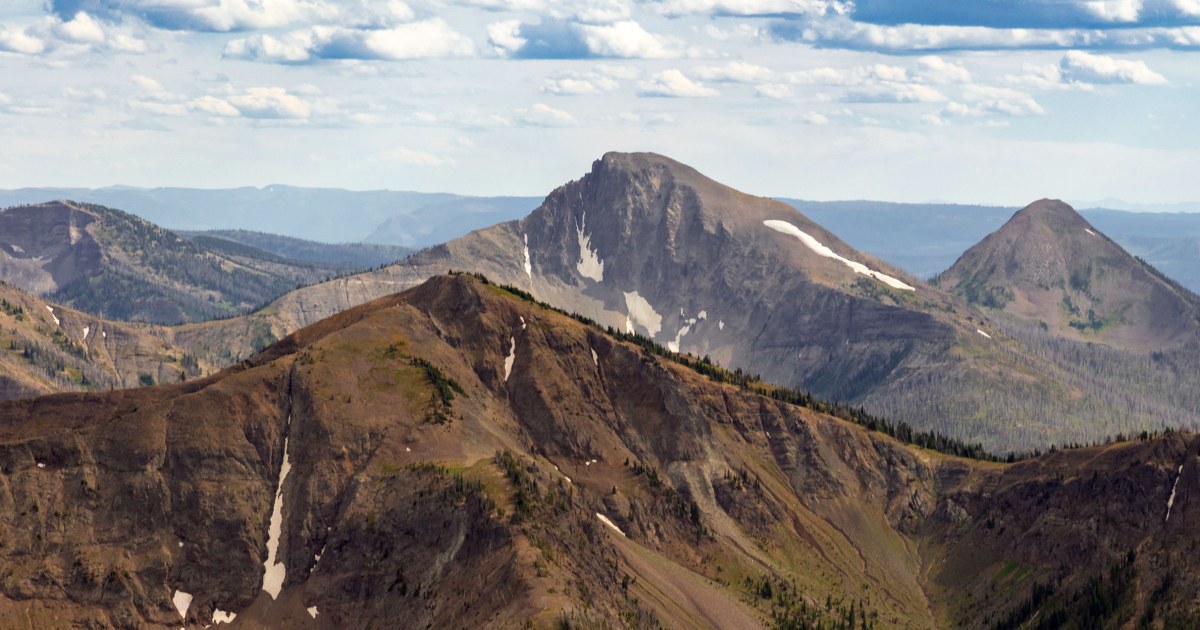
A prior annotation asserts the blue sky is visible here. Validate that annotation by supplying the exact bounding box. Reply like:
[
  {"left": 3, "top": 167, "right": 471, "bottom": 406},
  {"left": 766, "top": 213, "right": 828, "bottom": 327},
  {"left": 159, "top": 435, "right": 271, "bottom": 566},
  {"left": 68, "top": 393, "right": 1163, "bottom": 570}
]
[{"left": 0, "top": 0, "right": 1197, "bottom": 205}]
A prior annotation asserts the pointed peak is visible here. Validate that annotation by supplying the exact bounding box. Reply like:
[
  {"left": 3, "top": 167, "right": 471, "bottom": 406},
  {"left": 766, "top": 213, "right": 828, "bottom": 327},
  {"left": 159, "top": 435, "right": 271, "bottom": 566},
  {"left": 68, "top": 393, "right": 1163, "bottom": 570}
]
[{"left": 1011, "top": 198, "right": 1090, "bottom": 228}]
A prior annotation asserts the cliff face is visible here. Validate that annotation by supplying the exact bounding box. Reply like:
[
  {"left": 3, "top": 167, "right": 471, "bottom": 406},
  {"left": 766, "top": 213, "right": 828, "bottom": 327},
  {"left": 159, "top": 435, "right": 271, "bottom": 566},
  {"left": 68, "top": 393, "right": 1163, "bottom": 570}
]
[{"left": 1, "top": 274, "right": 1197, "bottom": 628}]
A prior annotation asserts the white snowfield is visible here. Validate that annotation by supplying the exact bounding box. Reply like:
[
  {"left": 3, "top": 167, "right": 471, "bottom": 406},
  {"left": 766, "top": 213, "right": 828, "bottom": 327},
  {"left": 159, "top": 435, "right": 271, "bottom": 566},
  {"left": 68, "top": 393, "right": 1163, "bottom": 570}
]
[
  {"left": 977, "top": 329, "right": 992, "bottom": 339},
  {"left": 623, "top": 290, "right": 662, "bottom": 336},
  {"left": 262, "top": 418, "right": 294, "bottom": 600},
  {"left": 504, "top": 337, "right": 517, "bottom": 381},
  {"left": 576, "top": 214, "right": 605, "bottom": 282},
  {"left": 763, "top": 220, "right": 915, "bottom": 291},
  {"left": 45, "top": 305, "right": 59, "bottom": 326},
  {"left": 591, "top": 347, "right": 598, "bottom": 366},
  {"left": 212, "top": 609, "right": 237, "bottom": 624},
  {"left": 172, "top": 590, "right": 192, "bottom": 619},
  {"left": 1166, "top": 464, "right": 1184, "bottom": 522},
  {"left": 596, "top": 513, "right": 626, "bottom": 536},
  {"left": 82, "top": 326, "right": 90, "bottom": 340},
  {"left": 522, "top": 234, "right": 532, "bottom": 280},
  {"left": 307, "top": 606, "right": 320, "bottom": 619},
  {"left": 1084, "top": 228, "right": 1097, "bottom": 236}
]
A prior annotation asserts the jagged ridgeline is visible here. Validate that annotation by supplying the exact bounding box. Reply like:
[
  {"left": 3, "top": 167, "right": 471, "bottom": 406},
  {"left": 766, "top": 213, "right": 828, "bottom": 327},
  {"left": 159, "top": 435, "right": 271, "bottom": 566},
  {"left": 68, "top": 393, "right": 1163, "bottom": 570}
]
[
  {"left": 0, "top": 201, "right": 373, "bottom": 324},
  {"left": 1, "top": 273, "right": 1198, "bottom": 629}
]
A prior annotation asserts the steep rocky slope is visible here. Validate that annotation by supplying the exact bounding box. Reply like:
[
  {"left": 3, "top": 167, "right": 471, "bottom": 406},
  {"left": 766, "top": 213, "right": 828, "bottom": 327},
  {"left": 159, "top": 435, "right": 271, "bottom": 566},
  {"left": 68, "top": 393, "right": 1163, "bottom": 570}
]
[
  {"left": 0, "top": 281, "right": 214, "bottom": 401},
  {"left": 175, "top": 153, "right": 1198, "bottom": 452},
  {"left": 936, "top": 199, "right": 1200, "bottom": 351},
  {"left": 1, "top": 274, "right": 1197, "bottom": 629},
  {"left": 0, "top": 201, "right": 345, "bottom": 324}
]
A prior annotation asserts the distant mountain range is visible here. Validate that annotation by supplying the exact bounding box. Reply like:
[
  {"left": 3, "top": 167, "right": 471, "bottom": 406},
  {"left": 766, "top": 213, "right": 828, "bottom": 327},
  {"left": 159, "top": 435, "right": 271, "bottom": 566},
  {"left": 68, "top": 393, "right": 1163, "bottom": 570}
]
[
  {"left": 4, "top": 187, "right": 1195, "bottom": 295},
  {"left": 2, "top": 273, "right": 1198, "bottom": 628},
  {"left": 0, "top": 186, "right": 540, "bottom": 248}
]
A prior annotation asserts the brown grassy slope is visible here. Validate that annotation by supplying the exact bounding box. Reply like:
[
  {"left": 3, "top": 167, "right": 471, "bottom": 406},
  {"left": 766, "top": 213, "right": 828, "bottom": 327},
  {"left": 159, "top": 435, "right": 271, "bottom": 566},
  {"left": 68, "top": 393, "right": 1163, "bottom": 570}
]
[{"left": 1, "top": 274, "right": 1197, "bottom": 629}]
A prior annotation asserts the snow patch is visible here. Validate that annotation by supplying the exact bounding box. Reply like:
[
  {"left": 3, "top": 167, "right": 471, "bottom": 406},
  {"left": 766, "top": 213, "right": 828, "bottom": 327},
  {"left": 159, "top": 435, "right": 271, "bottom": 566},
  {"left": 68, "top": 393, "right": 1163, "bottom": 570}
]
[
  {"left": 1084, "top": 228, "right": 1096, "bottom": 236},
  {"left": 591, "top": 347, "right": 598, "bottom": 366},
  {"left": 763, "top": 220, "right": 915, "bottom": 291},
  {"left": 575, "top": 214, "right": 604, "bottom": 282},
  {"left": 261, "top": 417, "right": 293, "bottom": 600},
  {"left": 172, "top": 590, "right": 192, "bottom": 619},
  {"left": 10, "top": 244, "right": 23, "bottom": 254},
  {"left": 102, "top": 331, "right": 106, "bottom": 338},
  {"left": 82, "top": 326, "right": 89, "bottom": 340},
  {"left": 520, "top": 315, "right": 526, "bottom": 330},
  {"left": 666, "top": 323, "right": 692, "bottom": 353},
  {"left": 623, "top": 291, "right": 662, "bottom": 337},
  {"left": 522, "top": 234, "right": 532, "bottom": 280},
  {"left": 504, "top": 337, "right": 516, "bottom": 381},
  {"left": 1166, "top": 464, "right": 1184, "bottom": 522},
  {"left": 596, "top": 513, "right": 625, "bottom": 536},
  {"left": 976, "top": 329, "right": 992, "bottom": 339},
  {"left": 719, "top": 320, "right": 725, "bottom": 330},
  {"left": 212, "top": 609, "right": 236, "bottom": 624},
  {"left": 307, "top": 606, "right": 319, "bottom": 619},
  {"left": 178, "top": 541, "right": 183, "bottom": 548},
  {"left": 45, "top": 306, "right": 59, "bottom": 326},
  {"left": 697, "top": 310, "right": 707, "bottom": 320},
  {"left": 36, "top": 462, "right": 45, "bottom": 469}
]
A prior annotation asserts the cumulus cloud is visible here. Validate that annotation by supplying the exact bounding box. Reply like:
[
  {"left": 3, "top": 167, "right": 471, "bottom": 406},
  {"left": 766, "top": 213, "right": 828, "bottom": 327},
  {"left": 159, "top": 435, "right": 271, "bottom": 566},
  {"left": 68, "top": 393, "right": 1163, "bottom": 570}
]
[
  {"left": 45, "top": 0, "right": 420, "bottom": 32},
  {"left": 224, "top": 19, "right": 474, "bottom": 63},
  {"left": 843, "top": 83, "right": 945, "bottom": 102},
  {"left": 755, "top": 83, "right": 794, "bottom": 98},
  {"left": 690, "top": 61, "right": 772, "bottom": 82},
  {"left": 915, "top": 55, "right": 971, "bottom": 83},
  {"left": 461, "top": 0, "right": 631, "bottom": 23},
  {"left": 644, "top": 0, "right": 849, "bottom": 17},
  {"left": 487, "top": 17, "right": 688, "bottom": 58},
  {"left": 942, "top": 86, "right": 1046, "bottom": 118},
  {"left": 771, "top": 13, "right": 1200, "bottom": 52},
  {"left": 1059, "top": 50, "right": 1169, "bottom": 84},
  {"left": 516, "top": 102, "right": 577, "bottom": 126},
  {"left": 847, "top": 0, "right": 1200, "bottom": 28},
  {"left": 0, "top": 11, "right": 148, "bottom": 56},
  {"left": 542, "top": 71, "right": 620, "bottom": 95},
  {"left": 637, "top": 69, "right": 719, "bottom": 96}
]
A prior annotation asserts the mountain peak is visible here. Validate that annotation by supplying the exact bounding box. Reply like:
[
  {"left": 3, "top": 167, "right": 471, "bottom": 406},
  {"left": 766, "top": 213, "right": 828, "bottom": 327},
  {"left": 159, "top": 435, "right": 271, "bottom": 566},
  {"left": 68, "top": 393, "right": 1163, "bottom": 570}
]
[
  {"left": 1010, "top": 198, "right": 1092, "bottom": 231},
  {"left": 938, "top": 197, "right": 1200, "bottom": 350}
]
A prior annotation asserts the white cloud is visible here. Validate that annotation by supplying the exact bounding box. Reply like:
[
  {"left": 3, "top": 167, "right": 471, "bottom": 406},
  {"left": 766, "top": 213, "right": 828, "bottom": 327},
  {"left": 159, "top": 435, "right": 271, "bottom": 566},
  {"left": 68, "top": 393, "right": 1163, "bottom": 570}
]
[
  {"left": 385, "top": 147, "right": 446, "bottom": 165},
  {"left": 486, "top": 19, "right": 525, "bottom": 55},
  {"left": 188, "top": 95, "right": 241, "bottom": 117},
  {"left": 0, "top": 27, "right": 46, "bottom": 55},
  {"left": 543, "top": 73, "right": 620, "bottom": 95},
  {"left": 646, "top": 0, "right": 848, "bottom": 17},
  {"left": 55, "top": 12, "right": 105, "bottom": 43},
  {"left": 224, "top": 19, "right": 474, "bottom": 63},
  {"left": 844, "top": 83, "right": 945, "bottom": 103},
  {"left": 755, "top": 83, "right": 793, "bottom": 98},
  {"left": 517, "top": 102, "right": 576, "bottom": 126},
  {"left": 579, "top": 20, "right": 685, "bottom": 58},
  {"left": 1059, "top": 50, "right": 1169, "bottom": 84},
  {"left": 638, "top": 69, "right": 719, "bottom": 97},
  {"left": 916, "top": 56, "right": 972, "bottom": 83},
  {"left": 942, "top": 86, "right": 1046, "bottom": 118},
  {"left": 462, "top": 0, "right": 630, "bottom": 23},
  {"left": 691, "top": 61, "right": 772, "bottom": 82},
  {"left": 1085, "top": 0, "right": 1143, "bottom": 22},
  {"left": 227, "top": 87, "right": 313, "bottom": 118},
  {"left": 798, "top": 111, "right": 829, "bottom": 124}
]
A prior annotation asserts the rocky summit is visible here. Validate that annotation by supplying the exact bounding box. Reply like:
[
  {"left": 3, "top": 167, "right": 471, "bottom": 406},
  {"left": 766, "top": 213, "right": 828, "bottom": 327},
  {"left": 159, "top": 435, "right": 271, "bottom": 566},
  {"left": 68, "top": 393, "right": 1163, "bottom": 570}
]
[
  {"left": 937, "top": 198, "right": 1200, "bottom": 351},
  {"left": 0, "top": 274, "right": 1198, "bottom": 628}
]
